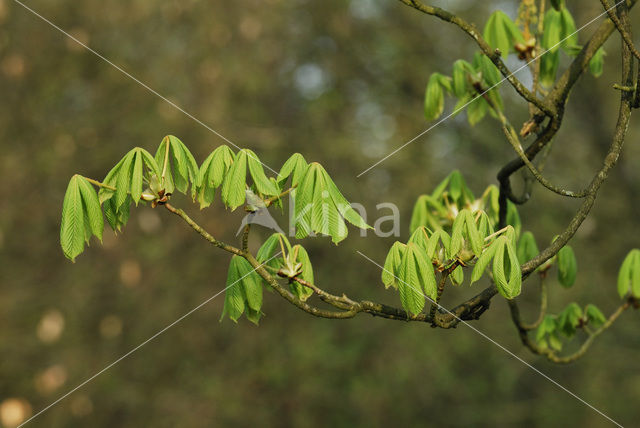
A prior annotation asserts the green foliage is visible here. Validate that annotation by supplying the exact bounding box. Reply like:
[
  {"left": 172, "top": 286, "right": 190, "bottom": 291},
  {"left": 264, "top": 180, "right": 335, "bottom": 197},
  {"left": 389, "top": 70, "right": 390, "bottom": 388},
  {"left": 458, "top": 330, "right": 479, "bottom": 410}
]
[
  {"left": 276, "top": 153, "right": 309, "bottom": 188},
  {"left": 556, "top": 302, "right": 582, "bottom": 337},
  {"left": 60, "top": 175, "right": 104, "bottom": 261},
  {"left": 536, "top": 315, "right": 563, "bottom": 351},
  {"left": 483, "top": 11, "right": 524, "bottom": 58},
  {"left": 585, "top": 304, "right": 606, "bottom": 328},
  {"left": 382, "top": 242, "right": 407, "bottom": 289},
  {"left": 517, "top": 231, "right": 539, "bottom": 264},
  {"left": 557, "top": 245, "right": 577, "bottom": 288},
  {"left": 397, "top": 243, "right": 437, "bottom": 315},
  {"left": 195, "top": 145, "right": 234, "bottom": 209},
  {"left": 294, "top": 162, "right": 371, "bottom": 244},
  {"left": 491, "top": 233, "right": 521, "bottom": 299},
  {"left": 154, "top": 135, "right": 199, "bottom": 198},
  {"left": 222, "top": 255, "right": 264, "bottom": 324},
  {"left": 589, "top": 48, "right": 606, "bottom": 78},
  {"left": 617, "top": 248, "right": 640, "bottom": 298},
  {"left": 424, "top": 73, "right": 451, "bottom": 121}
]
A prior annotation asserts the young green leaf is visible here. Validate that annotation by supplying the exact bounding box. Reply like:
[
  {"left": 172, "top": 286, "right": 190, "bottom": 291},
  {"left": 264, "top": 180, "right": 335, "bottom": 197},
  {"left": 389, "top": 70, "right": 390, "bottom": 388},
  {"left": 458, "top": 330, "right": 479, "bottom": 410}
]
[
  {"left": 470, "top": 240, "right": 499, "bottom": 285},
  {"left": 246, "top": 149, "right": 279, "bottom": 196},
  {"left": 60, "top": 175, "right": 86, "bottom": 261},
  {"left": 77, "top": 177, "right": 104, "bottom": 243},
  {"left": 557, "top": 245, "right": 577, "bottom": 288},
  {"left": 559, "top": 7, "right": 578, "bottom": 49},
  {"left": 276, "top": 153, "right": 309, "bottom": 188},
  {"left": 450, "top": 265, "right": 464, "bottom": 286},
  {"left": 196, "top": 145, "right": 235, "bottom": 209},
  {"left": 589, "top": 48, "right": 605, "bottom": 78},
  {"left": 467, "top": 96, "right": 488, "bottom": 125},
  {"left": 542, "top": 9, "right": 563, "bottom": 53},
  {"left": 493, "top": 236, "right": 521, "bottom": 299},
  {"left": 540, "top": 50, "right": 560, "bottom": 87},
  {"left": 452, "top": 60, "right": 473, "bottom": 97},
  {"left": 382, "top": 242, "right": 407, "bottom": 289},
  {"left": 617, "top": 249, "right": 640, "bottom": 298},
  {"left": 408, "top": 226, "right": 430, "bottom": 251},
  {"left": 585, "top": 304, "right": 606, "bottom": 328},
  {"left": 398, "top": 244, "right": 426, "bottom": 315},
  {"left": 155, "top": 135, "right": 199, "bottom": 198},
  {"left": 290, "top": 244, "right": 314, "bottom": 301},
  {"left": 221, "top": 149, "right": 248, "bottom": 210},
  {"left": 115, "top": 150, "right": 135, "bottom": 208},
  {"left": 424, "top": 73, "right": 445, "bottom": 121},
  {"left": 517, "top": 231, "right": 539, "bottom": 264},
  {"left": 557, "top": 302, "right": 582, "bottom": 337}
]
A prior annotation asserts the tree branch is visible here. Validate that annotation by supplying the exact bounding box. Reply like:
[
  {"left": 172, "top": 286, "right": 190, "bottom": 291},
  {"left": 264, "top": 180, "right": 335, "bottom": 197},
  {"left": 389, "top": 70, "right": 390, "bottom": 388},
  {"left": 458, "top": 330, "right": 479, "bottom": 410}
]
[{"left": 396, "top": 0, "right": 555, "bottom": 116}]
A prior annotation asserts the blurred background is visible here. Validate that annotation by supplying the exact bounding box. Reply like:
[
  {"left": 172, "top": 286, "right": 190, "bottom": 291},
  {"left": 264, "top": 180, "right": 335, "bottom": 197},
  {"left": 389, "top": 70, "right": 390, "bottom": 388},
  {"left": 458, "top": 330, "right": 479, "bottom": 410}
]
[{"left": 2, "top": 0, "right": 640, "bottom": 426}]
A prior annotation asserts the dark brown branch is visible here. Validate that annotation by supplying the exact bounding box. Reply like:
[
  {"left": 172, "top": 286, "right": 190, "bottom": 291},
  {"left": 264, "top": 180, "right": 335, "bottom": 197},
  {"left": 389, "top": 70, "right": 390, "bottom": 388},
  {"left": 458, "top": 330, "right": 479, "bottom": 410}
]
[{"left": 397, "top": 0, "right": 554, "bottom": 116}]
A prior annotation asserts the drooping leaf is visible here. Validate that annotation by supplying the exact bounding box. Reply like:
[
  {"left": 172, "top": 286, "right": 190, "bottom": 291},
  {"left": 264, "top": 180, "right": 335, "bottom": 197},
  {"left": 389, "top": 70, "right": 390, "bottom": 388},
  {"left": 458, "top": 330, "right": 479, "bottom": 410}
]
[
  {"left": 155, "top": 135, "right": 199, "bottom": 198},
  {"left": 493, "top": 236, "right": 521, "bottom": 299},
  {"left": 115, "top": 150, "right": 135, "bottom": 209},
  {"left": 77, "top": 176, "right": 104, "bottom": 243},
  {"left": 424, "top": 73, "right": 445, "bottom": 121},
  {"left": 246, "top": 149, "right": 279, "bottom": 196},
  {"left": 471, "top": 240, "right": 499, "bottom": 285},
  {"left": 408, "top": 226, "right": 430, "bottom": 251},
  {"left": 450, "top": 265, "right": 464, "bottom": 286},
  {"left": 557, "top": 302, "right": 582, "bottom": 337},
  {"left": 294, "top": 162, "right": 370, "bottom": 243},
  {"left": 557, "top": 245, "right": 577, "bottom": 288},
  {"left": 398, "top": 244, "right": 426, "bottom": 315},
  {"left": 585, "top": 304, "right": 606, "bottom": 328},
  {"left": 382, "top": 242, "right": 407, "bottom": 289},
  {"left": 517, "top": 231, "right": 539, "bottom": 264},
  {"left": 60, "top": 175, "right": 86, "bottom": 262},
  {"left": 617, "top": 249, "right": 640, "bottom": 298},
  {"left": 221, "top": 149, "right": 248, "bottom": 210},
  {"left": 221, "top": 255, "right": 263, "bottom": 323},
  {"left": 290, "top": 244, "right": 314, "bottom": 301},
  {"left": 589, "top": 48, "right": 605, "bottom": 78},
  {"left": 196, "top": 145, "right": 235, "bottom": 209},
  {"left": 277, "top": 153, "right": 309, "bottom": 188}
]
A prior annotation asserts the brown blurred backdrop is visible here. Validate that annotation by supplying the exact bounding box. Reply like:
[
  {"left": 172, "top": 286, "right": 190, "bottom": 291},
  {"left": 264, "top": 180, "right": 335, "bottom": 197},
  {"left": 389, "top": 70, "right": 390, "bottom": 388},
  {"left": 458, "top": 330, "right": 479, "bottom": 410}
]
[{"left": 1, "top": 0, "right": 640, "bottom": 426}]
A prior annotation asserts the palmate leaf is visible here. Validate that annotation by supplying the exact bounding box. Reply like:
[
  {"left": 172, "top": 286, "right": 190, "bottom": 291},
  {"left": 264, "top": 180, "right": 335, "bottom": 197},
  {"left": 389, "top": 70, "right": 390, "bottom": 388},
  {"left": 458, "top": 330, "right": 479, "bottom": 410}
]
[
  {"left": 517, "top": 231, "right": 539, "bottom": 264},
  {"left": 222, "top": 255, "right": 264, "bottom": 324},
  {"left": 450, "top": 209, "right": 482, "bottom": 257},
  {"left": 60, "top": 175, "right": 105, "bottom": 261},
  {"left": 277, "top": 153, "right": 309, "bottom": 188},
  {"left": 246, "top": 149, "right": 280, "bottom": 197},
  {"left": 77, "top": 177, "right": 104, "bottom": 243},
  {"left": 617, "top": 249, "right": 640, "bottom": 298},
  {"left": 585, "top": 304, "right": 606, "bottom": 328},
  {"left": 398, "top": 244, "right": 426, "bottom": 315},
  {"left": 294, "top": 163, "right": 370, "bottom": 244},
  {"left": 154, "top": 135, "right": 199, "bottom": 198},
  {"left": 60, "top": 176, "right": 85, "bottom": 261},
  {"left": 290, "top": 244, "right": 314, "bottom": 301},
  {"left": 196, "top": 145, "right": 235, "bottom": 209},
  {"left": 424, "top": 73, "right": 446, "bottom": 121},
  {"left": 492, "top": 236, "right": 522, "bottom": 299},
  {"left": 221, "top": 149, "right": 248, "bottom": 210},
  {"left": 382, "top": 242, "right": 406, "bottom": 289},
  {"left": 470, "top": 239, "right": 499, "bottom": 285},
  {"left": 557, "top": 245, "right": 577, "bottom": 288}
]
